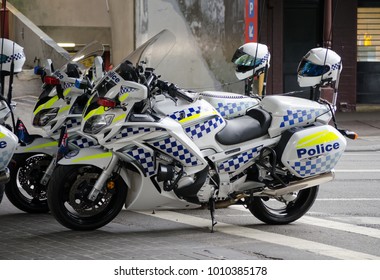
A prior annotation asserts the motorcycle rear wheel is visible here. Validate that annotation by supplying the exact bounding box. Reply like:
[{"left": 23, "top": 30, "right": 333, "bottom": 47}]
[
  {"left": 248, "top": 186, "right": 319, "bottom": 225},
  {"left": 47, "top": 164, "right": 128, "bottom": 231},
  {"left": 5, "top": 153, "right": 52, "bottom": 213}
]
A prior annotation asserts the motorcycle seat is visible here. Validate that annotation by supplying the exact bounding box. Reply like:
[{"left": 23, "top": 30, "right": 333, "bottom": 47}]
[{"left": 216, "top": 107, "right": 271, "bottom": 145}]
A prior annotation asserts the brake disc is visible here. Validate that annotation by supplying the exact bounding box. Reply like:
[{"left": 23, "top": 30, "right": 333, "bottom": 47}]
[{"left": 68, "top": 172, "right": 112, "bottom": 215}]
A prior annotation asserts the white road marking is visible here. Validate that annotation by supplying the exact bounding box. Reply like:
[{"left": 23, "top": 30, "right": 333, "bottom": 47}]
[
  {"left": 316, "top": 198, "right": 380, "bottom": 201},
  {"left": 136, "top": 210, "right": 380, "bottom": 260},
  {"left": 335, "top": 170, "right": 380, "bottom": 173},
  {"left": 298, "top": 216, "right": 380, "bottom": 239},
  {"left": 231, "top": 205, "right": 380, "bottom": 239}
]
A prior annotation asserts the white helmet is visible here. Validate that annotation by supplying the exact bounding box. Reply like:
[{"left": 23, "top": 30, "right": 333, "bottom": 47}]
[
  {"left": 232, "top": 42, "right": 270, "bottom": 80},
  {"left": 0, "top": 38, "right": 26, "bottom": 74},
  {"left": 297, "top": 47, "right": 342, "bottom": 88}
]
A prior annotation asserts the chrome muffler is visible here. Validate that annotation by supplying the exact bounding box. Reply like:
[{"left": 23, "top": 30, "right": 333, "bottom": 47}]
[{"left": 260, "top": 171, "right": 335, "bottom": 197}]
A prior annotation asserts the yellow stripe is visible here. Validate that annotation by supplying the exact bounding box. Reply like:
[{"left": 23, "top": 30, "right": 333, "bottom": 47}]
[
  {"left": 24, "top": 141, "right": 58, "bottom": 152},
  {"left": 59, "top": 105, "right": 71, "bottom": 113},
  {"left": 112, "top": 114, "right": 126, "bottom": 123},
  {"left": 179, "top": 110, "right": 217, "bottom": 124},
  {"left": 63, "top": 88, "right": 72, "bottom": 97},
  {"left": 84, "top": 106, "right": 106, "bottom": 121},
  {"left": 119, "top": 93, "right": 129, "bottom": 102},
  {"left": 296, "top": 130, "right": 339, "bottom": 149},
  {"left": 0, "top": 132, "right": 5, "bottom": 138},
  {"left": 34, "top": 96, "right": 59, "bottom": 115},
  {"left": 72, "top": 152, "right": 112, "bottom": 163}
]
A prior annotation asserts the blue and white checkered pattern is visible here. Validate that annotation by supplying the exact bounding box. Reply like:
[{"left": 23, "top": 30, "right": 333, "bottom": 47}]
[
  {"left": 0, "top": 149, "right": 12, "bottom": 169},
  {"left": 331, "top": 63, "right": 341, "bottom": 70},
  {"left": 126, "top": 147, "right": 155, "bottom": 176},
  {"left": 152, "top": 137, "right": 201, "bottom": 166},
  {"left": 71, "top": 137, "right": 97, "bottom": 148},
  {"left": 260, "top": 52, "right": 270, "bottom": 65},
  {"left": 215, "top": 101, "right": 256, "bottom": 118},
  {"left": 120, "top": 86, "right": 137, "bottom": 94},
  {"left": 110, "top": 127, "right": 161, "bottom": 141},
  {"left": 280, "top": 109, "right": 321, "bottom": 128},
  {"left": 62, "top": 82, "right": 72, "bottom": 90},
  {"left": 289, "top": 152, "right": 342, "bottom": 177},
  {"left": 169, "top": 107, "right": 201, "bottom": 121},
  {"left": 218, "top": 146, "right": 262, "bottom": 173},
  {"left": 185, "top": 116, "right": 224, "bottom": 140},
  {"left": 54, "top": 118, "right": 82, "bottom": 134},
  {"left": 65, "top": 118, "right": 81, "bottom": 129},
  {"left": 5, "top": 52, "right": 25, "bottom": 63}
]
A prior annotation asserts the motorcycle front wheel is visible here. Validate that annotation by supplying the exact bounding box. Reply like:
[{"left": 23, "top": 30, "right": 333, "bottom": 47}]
[
  {"left": 47, "top": 164, "right": 128, "bottom": 231},
  {"left": 5, "top": 153, "right": 52, "bottom": 213},
  {"left": 248, "top": 186, "right": 319, "bottom": 225}
]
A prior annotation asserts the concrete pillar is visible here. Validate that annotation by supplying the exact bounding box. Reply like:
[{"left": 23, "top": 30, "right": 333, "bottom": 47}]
[{"left": 107, "top": 0, "right": 135, "bottom": 66}]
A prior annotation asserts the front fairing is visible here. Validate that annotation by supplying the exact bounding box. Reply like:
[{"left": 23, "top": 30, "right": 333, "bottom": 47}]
[
  {"left": 32, "top": 42, "right": 104, "bottom": 136},
  {"left": 81, "top": 30, "right": 176, "bottom": 139}
]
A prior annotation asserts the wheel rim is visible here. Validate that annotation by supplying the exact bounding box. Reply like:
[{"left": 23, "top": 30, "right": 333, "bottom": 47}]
[
  {"left": 61, "top": 166, "right": 120, "bottom": 222},
  {"left": 258, "top": 189, "right": 312, "bottom": 217},
  {"left": 16, "top": 154, "right": 52, "bottom": 203}
]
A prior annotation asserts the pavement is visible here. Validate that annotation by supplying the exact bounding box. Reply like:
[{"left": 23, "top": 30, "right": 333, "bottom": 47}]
[{"left": 0, "top": 70, "right": 379, "bottom": 261}]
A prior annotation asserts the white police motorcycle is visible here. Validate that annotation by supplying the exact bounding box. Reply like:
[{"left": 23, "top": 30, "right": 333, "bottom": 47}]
[
  {"left": 4, "top": 42, "right": 104, "bottom": 212},
  {"left": 0, "top": 39, "right": 25, "bottom": 205},
  {"left": 47, "top": 30, "right": 354, "bottom": 231}
]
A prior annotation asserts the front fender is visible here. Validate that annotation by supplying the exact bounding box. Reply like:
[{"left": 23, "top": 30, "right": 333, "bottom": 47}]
[
  {"left": 59, "top": 148, "right": 113, "bottom": 170},
  {"left": 59, "top": 148, "right": 132, "bottom": 191},
  {"left": 15, "top": 137, "right": 58, "bottom": 155}
]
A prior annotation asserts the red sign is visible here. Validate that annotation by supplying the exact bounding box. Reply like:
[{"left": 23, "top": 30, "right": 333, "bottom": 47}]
[{"left": 245, "top": 0, "right": 258, "bottom": 42}]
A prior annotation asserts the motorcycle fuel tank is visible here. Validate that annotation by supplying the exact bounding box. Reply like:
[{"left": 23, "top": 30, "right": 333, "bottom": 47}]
[{"left": 280, "top": 125, "right": 346, "bottom": 178}]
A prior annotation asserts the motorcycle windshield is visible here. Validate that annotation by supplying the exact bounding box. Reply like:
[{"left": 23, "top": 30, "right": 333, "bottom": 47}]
[
  {"left": 64, "top": 41, "right": 105, "bottom": 73},
  {"left": 84, "top": 29, "right": 176, "bottom": 117},
  {"left": 38, "top": 41, "right": 105, "bottom": 100}
]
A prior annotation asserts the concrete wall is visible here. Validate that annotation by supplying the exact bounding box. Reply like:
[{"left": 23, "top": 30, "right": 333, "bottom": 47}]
[
  {"left": 6, "top": 2, "right": 70, "bottom": 69},
  {"left": 7, "top": 0, "right": 134, "bottom": 66}
]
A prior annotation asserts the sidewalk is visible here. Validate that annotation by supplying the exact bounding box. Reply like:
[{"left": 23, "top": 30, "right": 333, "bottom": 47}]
[{"left": 336, "top": 111, "right": 380, "bottom": 152}]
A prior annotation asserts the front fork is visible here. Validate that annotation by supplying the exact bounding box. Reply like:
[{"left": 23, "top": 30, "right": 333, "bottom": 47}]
[
  {"left": 87, "top": 154, "right": 119, "bottom": 201},
  {"left": 40, "top": 157, "right": 57, "bottom": 186}
]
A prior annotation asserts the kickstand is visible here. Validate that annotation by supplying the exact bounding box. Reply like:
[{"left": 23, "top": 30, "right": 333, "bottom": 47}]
[{"left": 209, "top": 198, "right": 217, "bottom": 233}]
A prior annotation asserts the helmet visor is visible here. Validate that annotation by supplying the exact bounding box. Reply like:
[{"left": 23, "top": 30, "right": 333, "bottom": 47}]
[
  {"left": 232, "top": 49, "right": 262, "bottom": 68},
  {"left": 298, "top": 59, "right": 330, "bottom": 77}
]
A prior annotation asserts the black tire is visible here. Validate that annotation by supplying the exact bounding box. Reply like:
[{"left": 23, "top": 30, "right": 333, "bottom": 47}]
[
  {"left": 0, "top": 184, "right": 4, "bottom": 204},
  {"left": 248, "top": 186, "right": 319, "bottom": 225},
  {"left": 47, "top": 164, "right": 128, "bottom": 231},
  {"left": 5, "top": 153, "right": 52, "bottom": 213}
]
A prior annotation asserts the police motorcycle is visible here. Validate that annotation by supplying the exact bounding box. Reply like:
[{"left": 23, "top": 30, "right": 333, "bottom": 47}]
[
  {"left": 47, "top": 29, "right": 354, "bottom": 231},
  {"left": 4, "top": 41, "right": 104, "bottom": 212},
  {"left": 0, "top": 39, "right": 25, "bottom": 205}
]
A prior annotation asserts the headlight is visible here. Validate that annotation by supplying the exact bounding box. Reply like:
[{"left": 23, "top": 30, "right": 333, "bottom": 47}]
[
  {"left": 33, "top": 108, "right": 59, "bottom": 127},
  {"left": 83, "top": 114, "right": 114, "bottom": 135}
]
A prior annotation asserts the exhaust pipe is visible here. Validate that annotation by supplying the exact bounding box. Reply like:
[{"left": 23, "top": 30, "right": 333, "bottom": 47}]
[
  {"left": 260, "top": 171, "right": 335, "bottom": 197},
  {"left": 214, "top": 171, "right": 335, "bottom": 209}
]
